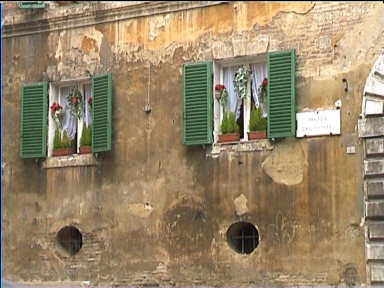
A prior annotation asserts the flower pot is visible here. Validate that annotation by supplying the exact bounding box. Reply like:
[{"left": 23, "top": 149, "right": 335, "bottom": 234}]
[
  {"left": 218, "top": 133, "right": 240, "bottom": 143},
  {"left": 79, "top": 146, "right": 92, "bottom": 154},
  {"left": 248, "top": 130, "right": 267, "bottom": 140},
  {"left": 52, "top": 147, "right": 76, "bottom": 157}
]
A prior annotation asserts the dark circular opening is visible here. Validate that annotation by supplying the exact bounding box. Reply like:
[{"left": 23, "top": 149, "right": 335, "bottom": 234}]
[
  {"left": 57, "top": 226, "right": 83, "bottom": 256},
  {"left": 226, "top": 221, "right": 259, "bottom": 254}
]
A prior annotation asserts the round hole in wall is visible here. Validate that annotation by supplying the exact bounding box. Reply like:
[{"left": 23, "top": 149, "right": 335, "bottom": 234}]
[
  {"left": 56, "top": 226, "right": 83, "bottom": 256},
  {"left": 226, "top": 221, "right": 259, "bottom": 254}
]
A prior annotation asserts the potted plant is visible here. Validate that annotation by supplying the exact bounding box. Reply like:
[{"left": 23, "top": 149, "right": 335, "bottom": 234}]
[
  {"left": 248, "top": 106, "right": 267, "bottom": 140},
  {"left": 52, "top": 130, "right": 76, "bottom": 157},
  {"left": 218, "top": 111, "right": 240, "bottom": 143},
  {"left": 79, "top": 125, "right": 92, "bottom": 154}
]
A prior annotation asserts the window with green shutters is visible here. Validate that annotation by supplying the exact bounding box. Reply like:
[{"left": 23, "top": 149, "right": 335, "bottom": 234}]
[
  {"left": 20, "top": 73, "right": 113, "bottom": 159},
  {"left": 267, "top": 49, "right": 296, "bottom": 138},
  {"left": 182, "top": 62, "right": 213, "bottom": 145},
  {"left": 183, "top": 50, "right": 296, "bottom": 145},
  {"left": 20, "top": 82, "right": 48, "bottom": 159},
  {"left": 92, "top": 73, "right": 112, "bottom": 153}
]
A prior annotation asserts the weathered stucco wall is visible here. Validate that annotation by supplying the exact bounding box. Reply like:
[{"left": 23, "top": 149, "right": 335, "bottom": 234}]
[{"left": 4, "top": 1, "right": 384, "bottom": 286}]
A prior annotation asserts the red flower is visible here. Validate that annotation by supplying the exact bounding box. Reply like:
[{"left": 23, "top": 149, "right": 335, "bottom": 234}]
[
  {"left": 262, "top": 78, "right": 268, "bottom": 87},
  {"left": 215, "top": 84, "right": 225, "bottom": 91},
  {"left": 50, "top": 102, "right": 62, "bottom": 113}
]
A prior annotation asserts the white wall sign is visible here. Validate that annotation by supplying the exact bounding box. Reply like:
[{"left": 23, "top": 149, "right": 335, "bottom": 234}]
[{"left": 296, "top": 109, "right": 341, "bottom": 137}]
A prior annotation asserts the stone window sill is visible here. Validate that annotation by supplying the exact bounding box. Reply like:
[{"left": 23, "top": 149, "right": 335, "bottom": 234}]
[
  {"left": 206, "top": 139, "right": 274, "bottom": 158},
  {"left": 42, "top": 153, "right": 98, "bottom": 169}
]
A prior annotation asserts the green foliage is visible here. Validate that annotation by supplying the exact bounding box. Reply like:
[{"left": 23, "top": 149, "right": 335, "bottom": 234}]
[
  {"left": 221, "top": 111, "right": 240, "bottom": 134},
  {"left": 233, "top": 65, "right": 251, "bottom": 100},
  {"left": 61, "top": 131, "right": 72, "bottom": 149},
  {"left": 67, "top": 85, "right": 84, "bottom": 120},
  {"left": 53, "top": 128, "right": 62, "bottom": 150},
  {"left": 80, "top": 125, "right": 92, "bottom": 146},
  {"left": 249, "top": 107, "right": 267, "bottom": 131}
]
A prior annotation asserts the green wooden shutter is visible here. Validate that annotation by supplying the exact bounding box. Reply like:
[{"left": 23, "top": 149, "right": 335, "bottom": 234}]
[
  {"left": 20, "top": 82, "right": 48, "bottom": 159},
  {"left": 92, "top": 73, "right": 112, "bottom": 153},
  {"left": 267, "top": 49, "right": 296, "bottom": 138},
  {"left": 183, "top": 62, "right": 213, "bottom": 145}
]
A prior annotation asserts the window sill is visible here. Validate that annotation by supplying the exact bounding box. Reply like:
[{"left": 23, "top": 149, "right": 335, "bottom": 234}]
[
  {"left": 207, "top": 139, "right": 274, "bottom": 158},
  {"left": 42, "top": 153, "right": 98, "bottom": 169}
]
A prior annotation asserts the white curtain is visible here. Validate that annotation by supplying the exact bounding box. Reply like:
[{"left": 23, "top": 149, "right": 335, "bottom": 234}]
[
  {"left": 84, "top": 84, "right": 93, "bottom": 127},
  {"left": 223, "top": 66, "right": 241, "bottom": 120},
  {"left": 61, "top": 87, "right": 77, "bottom": 140},
  {"left": 251, "top": 63, "right": 268, "bottom": 117}
]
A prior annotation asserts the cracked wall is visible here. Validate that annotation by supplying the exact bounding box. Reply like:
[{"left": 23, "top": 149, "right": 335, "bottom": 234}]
[{"left": 3, "top": 1, "right": 382, "bottom": 287}]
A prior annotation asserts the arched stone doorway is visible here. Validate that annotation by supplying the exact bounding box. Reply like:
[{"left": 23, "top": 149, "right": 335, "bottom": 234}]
[{"left": 358, "top": 53, "right": 384, "bottom": 285}]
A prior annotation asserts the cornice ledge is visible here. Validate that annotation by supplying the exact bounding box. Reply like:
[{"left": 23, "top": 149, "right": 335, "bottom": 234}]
[{"left": 4, "top": 1, "right": 230, "bottom": 39}]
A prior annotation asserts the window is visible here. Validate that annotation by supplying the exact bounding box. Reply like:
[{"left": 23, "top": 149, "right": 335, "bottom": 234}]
[
  {"left": 226, "top": 221, "right": 259, "bottom": 254},
  {"left": 182, "top": 50, "right": 296, "bottom": 146},
  {"left": 20, "top": 73, "right": 113, "bottom": 159},
  {"left": 47, "top": 81, "right": 93, "bottom": 157},
  {"left": 56, "top": 225, "right": 83, "bottom": 256}
]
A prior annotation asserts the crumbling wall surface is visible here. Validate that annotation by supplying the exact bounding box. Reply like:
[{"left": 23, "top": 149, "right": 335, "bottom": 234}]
[{"left": 3, "top": 1, "right": 383, "bottom": 287}]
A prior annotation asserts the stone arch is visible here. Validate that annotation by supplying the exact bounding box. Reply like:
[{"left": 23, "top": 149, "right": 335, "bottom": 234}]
[{"left": 358, "top": 53, "right": 384, "bottom": 285}]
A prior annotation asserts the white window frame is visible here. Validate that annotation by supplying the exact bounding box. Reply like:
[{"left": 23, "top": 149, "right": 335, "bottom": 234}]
[
  {"left": 213, "top": 54, "right": 267, "bottom": 144},
  {"left": 48, "top": 78, "right": 92, "bottom": 157}
]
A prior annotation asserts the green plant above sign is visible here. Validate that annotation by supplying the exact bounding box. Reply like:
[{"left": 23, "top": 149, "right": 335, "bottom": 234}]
[
  {"left": 249, "top": 107, "right": 267, "bottom": 131},
  {"left": 80, "top": 125, "right": 92, "bottom": 146}
]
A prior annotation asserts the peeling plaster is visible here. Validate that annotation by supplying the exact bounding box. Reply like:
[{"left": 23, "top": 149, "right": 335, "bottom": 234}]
[
  {"left": 262, "top": 140, "right": 306, "bottom": 186},
  {"left": 127, "top": 203, "right": 154, "bottom": 218},
  {"left": 233, "top": 194, "right": 248, "bottom": 216},
  {"left": 53, "top": 27, "right": 104, "bottom": 79}
]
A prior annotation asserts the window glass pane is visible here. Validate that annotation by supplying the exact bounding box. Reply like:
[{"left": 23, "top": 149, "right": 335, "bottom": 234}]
[
  {"left": 223, "top": 66, "right": 240, "bottom": 117},
  {"left": 83, "top": 84, "right": 92, "bottom": 127},
  {"left": 60, "top": 86, "right": 77, "bottom": 141},
  {"left": 250, "top": 63, "right": 268, "bottom": 116}
]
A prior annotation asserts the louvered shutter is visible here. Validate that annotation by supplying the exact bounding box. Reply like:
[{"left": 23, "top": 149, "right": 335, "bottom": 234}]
[
  {"left": 183, "top": 62, "right": 213, "bottom": 145},
  {"left": 20, "top": 82, "right": 48, "bottom": 158},
  {"left": 92, "top": 73, "right": 112, "bottom": 153},
  {"left": 267, "top": 49, "right": 296, "bottom": 138}
]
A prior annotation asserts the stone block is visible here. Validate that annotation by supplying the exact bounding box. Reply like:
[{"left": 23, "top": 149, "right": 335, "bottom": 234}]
[
  {"left": 358, "top": 117, "right": 384, "bottom": 138},
  {"left": 369, "top": 223, "right": 384, "bottom": 240},
  {"left": 373, "top": 54, "right": 384, "bottom": 78},
  {"left": 365, "top": 74, "right": 384, "bottom": 97},
  {"left": 366, "top": 180, "right": 384, "bottom": 197},
  {"left": 364, "top": 159, "right": 384, "bottom": 176},
  {"left": 365, "top": 99, "right": 384, "bottom": 115},
  {"left": 366, "top": 138, "right": 384, "bottom": 155},
  {"left": 366, "top": 200, "right": 384, "bottom": 218},
  {"left": 367, "top": 243, "right": 384, "bottom": 260},
  {"left": 370, "top": 263, "right": 384, "bottom": 283}
]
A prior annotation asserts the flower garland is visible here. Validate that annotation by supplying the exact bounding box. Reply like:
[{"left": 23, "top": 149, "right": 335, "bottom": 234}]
[
  {"left": 67, "top": 85, "right": 84, "bottom": 120},
  {"left": 50, "top": 102, "right": 64, "bottom": 129},
  {"left": 233, "top": 64, "right": 251, "bottom": 100}
]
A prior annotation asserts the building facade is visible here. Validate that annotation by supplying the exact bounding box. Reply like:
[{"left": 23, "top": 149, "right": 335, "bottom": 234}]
[{"left": 4, "top": 1, "right": 384, "bottom": 287}]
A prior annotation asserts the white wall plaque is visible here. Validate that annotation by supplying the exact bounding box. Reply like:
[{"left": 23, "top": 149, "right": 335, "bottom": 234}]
[{"left": 296, "top": 109, "right": 341, "bottom": 137}]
